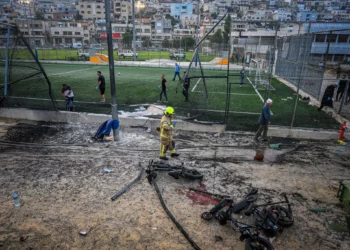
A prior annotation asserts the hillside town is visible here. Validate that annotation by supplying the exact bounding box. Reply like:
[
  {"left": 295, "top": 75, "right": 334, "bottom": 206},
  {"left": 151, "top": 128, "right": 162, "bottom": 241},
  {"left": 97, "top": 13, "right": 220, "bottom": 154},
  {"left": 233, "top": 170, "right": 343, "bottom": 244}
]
[{"left": 0, "top": 0, "right": 349, "bottom": 51}]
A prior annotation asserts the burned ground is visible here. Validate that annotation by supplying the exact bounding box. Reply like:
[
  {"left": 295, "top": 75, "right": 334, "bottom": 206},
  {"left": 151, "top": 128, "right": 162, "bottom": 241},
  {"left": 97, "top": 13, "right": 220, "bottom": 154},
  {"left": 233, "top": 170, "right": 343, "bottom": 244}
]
[{"left": 0, "top": 119, "right": 349, "bottom": 250}]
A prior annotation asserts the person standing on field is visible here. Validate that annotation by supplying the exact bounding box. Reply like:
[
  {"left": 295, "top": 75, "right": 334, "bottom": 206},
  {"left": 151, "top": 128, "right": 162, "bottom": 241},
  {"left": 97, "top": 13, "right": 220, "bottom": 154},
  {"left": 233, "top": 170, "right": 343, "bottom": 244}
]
[
  {"left": 172, "top": 63, "right": 181, "bottom": 81},
  {"left": 97, "top": 71, "right": 106, "bottom": 103},
  {"left": 254, "top": 99, "right": 273, "bottom": 142},
  {"left": 240, "top": 66, "right": 246, "bottom": 87},
  {"left": 61, "top": 84, "right": 74, "bottom": 111},
  {"left": 158, "top": 74, "right": 168, "bottom": 103}
]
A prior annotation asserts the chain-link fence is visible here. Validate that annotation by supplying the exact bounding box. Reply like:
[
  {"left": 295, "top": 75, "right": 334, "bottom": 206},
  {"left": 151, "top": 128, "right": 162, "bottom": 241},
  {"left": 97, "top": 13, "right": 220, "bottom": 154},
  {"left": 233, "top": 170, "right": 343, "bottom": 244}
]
[{"left": 1, "top": 22, "right": 348, "bottom": 131}]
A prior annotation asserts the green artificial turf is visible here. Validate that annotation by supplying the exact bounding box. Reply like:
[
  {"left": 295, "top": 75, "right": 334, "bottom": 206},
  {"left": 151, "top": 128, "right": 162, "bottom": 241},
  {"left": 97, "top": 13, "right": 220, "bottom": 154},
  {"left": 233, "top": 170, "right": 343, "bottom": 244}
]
[{"left": 1, "top": 62, "right": 340, "bottom": 131}]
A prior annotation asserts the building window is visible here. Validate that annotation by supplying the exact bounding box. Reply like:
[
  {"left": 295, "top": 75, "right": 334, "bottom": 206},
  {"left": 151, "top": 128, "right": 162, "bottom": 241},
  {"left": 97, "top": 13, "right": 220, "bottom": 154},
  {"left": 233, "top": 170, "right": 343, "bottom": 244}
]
[
  {"left": 315, "top": 34, "right": 326, "bottom": 42},
  {"left": 337, "top": 35, "right": 348, "bottom": 43},
  {"left": 97, "top": 11, "right": 101, "bottom": 14},
  {"left": 97, "top": 5, "right": 101, "bottom": 9},
  {"left": 81, "top": 11, "right": 85, "bottom": 14},
  {"left": 80, "top": 5, "right": 83, "bottom": 7},
  {"left": 75, "top": 32, "right": 81, "bottom": 35},
  {"left": 68, "top": 32, "right": 72, "bottom": 35},
  {"left": 87, "top": 11, "right": 91, "bottom": 14},
  {"left": 63, "top": 31, "right": 67, "bottom": 35},
  {"left": 327, "top": 34, "right": 336, "bottom": 43},
  {"left": 87, "top": 5, "right": 91, "bottom": 8},
  {"left": 54, "top": 31, "right": 59, "bottom": 34}
]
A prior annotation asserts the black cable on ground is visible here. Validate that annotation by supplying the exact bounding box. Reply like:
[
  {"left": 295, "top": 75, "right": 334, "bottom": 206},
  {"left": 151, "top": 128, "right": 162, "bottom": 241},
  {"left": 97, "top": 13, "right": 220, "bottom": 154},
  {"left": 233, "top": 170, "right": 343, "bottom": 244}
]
[
  {"left": 151, "top": 176, "right": 202, "bottom": 250},
  {"left": 111, "top": 167, "right": 144, "bottom": 201}
]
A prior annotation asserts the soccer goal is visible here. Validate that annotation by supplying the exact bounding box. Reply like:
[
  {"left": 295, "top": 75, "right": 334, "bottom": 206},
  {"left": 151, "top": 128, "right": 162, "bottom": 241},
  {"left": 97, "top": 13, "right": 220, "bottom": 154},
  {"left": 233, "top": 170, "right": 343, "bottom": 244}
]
[{"left": 0, "top": 23, "right": 57, "bottom": 110}]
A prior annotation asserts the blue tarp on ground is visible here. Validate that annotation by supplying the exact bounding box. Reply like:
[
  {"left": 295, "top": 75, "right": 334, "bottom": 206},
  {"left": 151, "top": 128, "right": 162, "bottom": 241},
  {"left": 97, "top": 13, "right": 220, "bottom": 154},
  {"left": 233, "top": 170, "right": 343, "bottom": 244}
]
[{"left": 94, "top": 119, "right": 119, "bottom": 139}]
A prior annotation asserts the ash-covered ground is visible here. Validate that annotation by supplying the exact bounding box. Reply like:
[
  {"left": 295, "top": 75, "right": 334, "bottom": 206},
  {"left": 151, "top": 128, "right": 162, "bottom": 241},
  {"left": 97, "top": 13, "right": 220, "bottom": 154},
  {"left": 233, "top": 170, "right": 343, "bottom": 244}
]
[{"left": 0, "top": 118, "right": 349, "bottom": 250}]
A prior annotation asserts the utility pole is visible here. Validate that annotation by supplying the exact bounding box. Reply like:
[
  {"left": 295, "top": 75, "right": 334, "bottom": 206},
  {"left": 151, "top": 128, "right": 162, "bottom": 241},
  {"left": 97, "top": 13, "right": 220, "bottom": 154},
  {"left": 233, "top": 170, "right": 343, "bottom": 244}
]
[
  {"left": 4, "top": 24, "right": 10, "bottom": 96},
  {"left": 132, "top": 0, "right": 136, "bottom": 61},
  {"left": 105, "top": 0, "right": 119, "bottom": 141}
]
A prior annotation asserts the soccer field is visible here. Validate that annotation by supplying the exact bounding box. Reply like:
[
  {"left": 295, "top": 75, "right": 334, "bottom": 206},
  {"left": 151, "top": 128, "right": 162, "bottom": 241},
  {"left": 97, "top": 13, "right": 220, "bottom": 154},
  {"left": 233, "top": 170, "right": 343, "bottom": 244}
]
[{"left": 2, "top": 62, "right": 340, "bottom": 130}]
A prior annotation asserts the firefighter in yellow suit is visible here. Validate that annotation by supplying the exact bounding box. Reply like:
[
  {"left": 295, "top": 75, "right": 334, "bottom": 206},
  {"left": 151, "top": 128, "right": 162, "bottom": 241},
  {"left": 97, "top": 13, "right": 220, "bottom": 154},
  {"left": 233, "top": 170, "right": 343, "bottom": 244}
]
[{"left": 159, "top": 106, "right": 180, "bottom": 160}]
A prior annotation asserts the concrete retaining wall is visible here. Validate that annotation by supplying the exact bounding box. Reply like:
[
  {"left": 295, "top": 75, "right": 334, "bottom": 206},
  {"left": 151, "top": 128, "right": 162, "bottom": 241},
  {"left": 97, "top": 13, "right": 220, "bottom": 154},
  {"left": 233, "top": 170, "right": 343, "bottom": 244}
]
[
  {"left": 0, "top": 108, "right": 342, "bottom": 140},
  {"left": 0, "top": 108, "right": 225, "bottom": 133}
]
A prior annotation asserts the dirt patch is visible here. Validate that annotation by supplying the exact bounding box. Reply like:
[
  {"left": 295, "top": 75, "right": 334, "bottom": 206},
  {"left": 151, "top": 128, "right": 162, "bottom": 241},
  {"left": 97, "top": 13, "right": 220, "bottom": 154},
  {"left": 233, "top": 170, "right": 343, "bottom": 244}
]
[{"left": 0, "top": 120, "right": 349, "bottom": 250}]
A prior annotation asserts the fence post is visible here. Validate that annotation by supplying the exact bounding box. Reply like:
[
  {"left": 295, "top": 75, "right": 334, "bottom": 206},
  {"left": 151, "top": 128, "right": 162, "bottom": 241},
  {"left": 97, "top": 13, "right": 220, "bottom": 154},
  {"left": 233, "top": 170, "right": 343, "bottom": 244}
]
[
  {"left": 4, "top": 24, "right": 10, "bottom": 96},
  {"left": 290, "top": 23, "right": 311, "bottom": 128}
]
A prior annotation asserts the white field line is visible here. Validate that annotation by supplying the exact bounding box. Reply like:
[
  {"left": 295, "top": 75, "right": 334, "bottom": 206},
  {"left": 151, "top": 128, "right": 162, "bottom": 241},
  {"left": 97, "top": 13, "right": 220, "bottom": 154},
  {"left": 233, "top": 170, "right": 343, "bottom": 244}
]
[
  {"left": 246, "top": 76, "right": 274, "bottom": 115},
  {"left": 191, "top": 78, "right": 202, "bottom": 92},
  {"left": 9, "top": 96, "right": 105, "bottom": 105},
  {"left": 195, "top": 108, "right": 260, "bottom": 115},
  {"left": 48, "top": 66, "right": 102, "bottom": 76},
  {"left": 192, "top": 91, "right": 256, "bottom": 96}
]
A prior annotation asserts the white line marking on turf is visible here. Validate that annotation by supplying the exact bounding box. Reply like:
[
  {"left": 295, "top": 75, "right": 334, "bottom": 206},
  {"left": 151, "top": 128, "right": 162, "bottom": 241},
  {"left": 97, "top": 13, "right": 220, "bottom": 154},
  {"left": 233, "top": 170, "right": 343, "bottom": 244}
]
[
  {"left": 192, "top": 91, "right": 256, "bottom": 95},
  {"left": 191, "top": 78, "right": 202, "bottom": 92},
  {"left": 195, "top": 108, "right": 260, "bottom": 115},
  {"left": 48, "top": 66, "right": 101, "bottom": 76},
  {"left": 9, "top": 96, "right": 106, "bottom": 105},
  {"left": 246, "top": 76, "right": 273, "bottom": 115}
]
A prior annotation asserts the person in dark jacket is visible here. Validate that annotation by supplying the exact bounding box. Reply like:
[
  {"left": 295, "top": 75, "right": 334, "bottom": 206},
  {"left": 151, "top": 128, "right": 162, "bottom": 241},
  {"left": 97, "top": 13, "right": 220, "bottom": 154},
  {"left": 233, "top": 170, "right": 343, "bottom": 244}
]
[
  {"left": 336, "top": 75, "right": 347, "bottom": 102},
  {"left": 254, "top": 99, "right": 273, "bottom": 142},
  {"left": 182, "top": 71, "right": 190, "bottom": 102},
  {"left": 318, "top": 82, "right": 339, "bottom": 111}
]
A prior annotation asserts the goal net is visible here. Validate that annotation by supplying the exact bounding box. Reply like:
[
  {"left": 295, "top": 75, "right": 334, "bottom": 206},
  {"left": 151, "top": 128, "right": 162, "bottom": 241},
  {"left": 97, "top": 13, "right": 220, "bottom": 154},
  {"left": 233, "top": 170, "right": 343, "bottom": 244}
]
[{"left": 0, "top": 24, "right": 56, "bottom": 110}]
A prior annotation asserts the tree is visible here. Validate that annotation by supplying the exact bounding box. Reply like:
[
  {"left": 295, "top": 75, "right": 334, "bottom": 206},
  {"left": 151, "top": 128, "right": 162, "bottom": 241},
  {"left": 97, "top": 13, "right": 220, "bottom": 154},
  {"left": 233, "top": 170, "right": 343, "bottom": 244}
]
[
  {"left": 223, "top": 15, "right": 231, "bottom": 44},
  {"left": 210, "top": 29, "right": 223, "bottom": 44},
  {"left": 162, "top": 38, "right": 170, "bottom": 48},
  {"left": 122, "top": 30, "right": 133, "bottom": 48},
  {"left": 181, "top": 36, "right": 195, "bottom": 50},
  {"left": 142, "top": 37, "right": 152, "bottom": 47},
  {"left": 165, "top": 14, "right": 179, "bottom": 27}
]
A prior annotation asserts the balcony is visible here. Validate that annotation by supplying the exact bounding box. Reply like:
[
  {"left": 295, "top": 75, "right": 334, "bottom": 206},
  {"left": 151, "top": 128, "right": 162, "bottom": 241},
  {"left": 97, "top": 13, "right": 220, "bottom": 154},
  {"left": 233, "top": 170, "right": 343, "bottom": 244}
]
[{"left": 311, "top": 42, "right": 350, "bottom": 54}]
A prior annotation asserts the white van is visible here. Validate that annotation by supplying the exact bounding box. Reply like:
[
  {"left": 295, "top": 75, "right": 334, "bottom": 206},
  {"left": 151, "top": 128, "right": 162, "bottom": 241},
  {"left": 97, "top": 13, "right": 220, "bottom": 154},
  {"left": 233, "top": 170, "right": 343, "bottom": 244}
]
[{"left": 72, "top": 42, "right": 83, "bottom": 49}]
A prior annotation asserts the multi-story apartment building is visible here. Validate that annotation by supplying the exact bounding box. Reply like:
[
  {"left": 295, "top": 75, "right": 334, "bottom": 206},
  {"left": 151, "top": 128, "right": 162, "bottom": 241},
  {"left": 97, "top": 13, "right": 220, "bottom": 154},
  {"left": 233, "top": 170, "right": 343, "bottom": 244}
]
[
  {"left": 180, "top": 14, "right": 199, "bottom": 28},
  {"left": 113, "top": 0, "right": 132, "bottom": 21},
  {"left": 296, "top": 11, "right": 318, "bottom": 22},
  {"left": 273, "top": 10, "right": 292, "bottom": 21},
  {"left": 170, "top": 2, "right": 193, "bottom": 19},
  {"left": 15, "top": 19, "right": 48, "bottom": 46},
  {"left": 50, "top": 21, "right": 85, "bottom": 46},
  {"left": 76, "top": 0, "right": 105, "bottom": 20},
  {"left": 152, "top": 13, "right": 172, "bottom": 46},
  {"left": 243, "top": 9, "right": 273, "bottom": 21}
]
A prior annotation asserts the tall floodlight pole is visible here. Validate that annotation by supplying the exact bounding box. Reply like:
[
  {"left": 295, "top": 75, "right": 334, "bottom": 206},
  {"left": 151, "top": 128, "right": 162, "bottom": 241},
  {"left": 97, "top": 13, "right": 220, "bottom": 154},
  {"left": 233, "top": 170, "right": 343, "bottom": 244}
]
[
  {"left": 105, "top": 0, "right": 119, "bottom": 141},
  {"left": 132, "top": 0, "right": 136, "bottom": 61},
  {"left": 4, "top": 24, "right": 10, "bottom": 96}
]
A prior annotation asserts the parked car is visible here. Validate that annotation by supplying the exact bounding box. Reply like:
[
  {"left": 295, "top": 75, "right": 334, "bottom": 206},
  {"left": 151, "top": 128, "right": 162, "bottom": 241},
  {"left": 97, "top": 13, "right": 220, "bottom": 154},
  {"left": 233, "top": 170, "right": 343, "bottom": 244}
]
[
  {"left": 169, "top": 49, "right": 186, "bottom": 60},
  {"left": 77, "top": 49, "right": 89, "bottom": 59},
  {"left": 118, "top": 50, "right": 138, "bottom": 59}
]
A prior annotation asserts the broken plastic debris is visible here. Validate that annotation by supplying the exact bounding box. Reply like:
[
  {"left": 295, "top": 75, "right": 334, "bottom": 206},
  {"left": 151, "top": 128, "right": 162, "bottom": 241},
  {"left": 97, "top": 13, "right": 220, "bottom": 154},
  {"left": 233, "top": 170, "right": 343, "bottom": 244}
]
[
  {"left": 135, "top": 106, "right": 146, "bottom": 111},
  {"left": 152, "top": 228, "right": 157, "bottom": 230},
  {"left": 104, "top": 168, "right": 112, "bottom": 173},
  {"left": 309, "top": 208, "right": 326, "bottom": 213},
  {"left": 146, "top": 127, "right": 151, "bottom": 133},
  {"left": 214, "top": 133, "right": 220, "bottom": 137},
  {"left": 79, "top": 231, "right": 87, "bottom": 236}
]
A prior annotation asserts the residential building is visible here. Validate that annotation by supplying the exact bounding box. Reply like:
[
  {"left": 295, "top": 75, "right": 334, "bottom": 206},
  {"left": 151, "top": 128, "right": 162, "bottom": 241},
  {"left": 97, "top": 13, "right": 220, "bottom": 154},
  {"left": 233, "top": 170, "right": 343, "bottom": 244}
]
[
  {"left": 180, "top": 14, "right": 199, "bottom": 28},
  {"left": 170, "top": 2, "right": 193, "bottom": 19},
  {"left": 15, "top": 19, "right": 48, "bottom": 46},
  {"left": 273, "top": 10, "right": 292, "bottom": 21},
  {"left": 76, "top": 0, "right": 105, "bottom": 20},
  {"left": 50, "top": 21, "right": 85, "bottom": 46},
  {"left": 152, "top": 13, "right": 172, "bottom": 46},
  {"left": 296, "top": 11, "right": 318, "bottom": 22},
  {"left": 243, "top": 10, "right": 273, "bottom": 21},
  {"left": 113, "top": 0, "right": 132, "bottom": 21}
]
